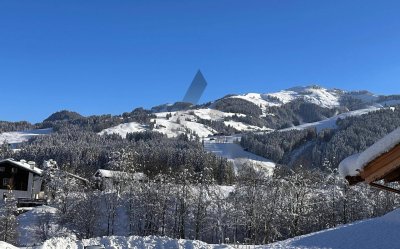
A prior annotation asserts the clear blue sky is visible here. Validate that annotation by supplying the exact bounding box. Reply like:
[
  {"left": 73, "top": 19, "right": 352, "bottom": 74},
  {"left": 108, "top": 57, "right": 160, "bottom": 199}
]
[{"left": 1, "top": 0, "right": 400, "bottom": 123}]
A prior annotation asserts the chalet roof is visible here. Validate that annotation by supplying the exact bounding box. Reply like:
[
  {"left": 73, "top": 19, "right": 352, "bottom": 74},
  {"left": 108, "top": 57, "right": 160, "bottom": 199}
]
[
  {"left": 339, "top": 127, "right": 400, "bottom": 187},
  {"left": 0, "top": 158, "right": 43, "bottom": 176}
]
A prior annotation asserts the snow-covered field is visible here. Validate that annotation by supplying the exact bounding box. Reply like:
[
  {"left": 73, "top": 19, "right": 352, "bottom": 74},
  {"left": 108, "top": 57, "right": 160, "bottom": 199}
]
[
  {"left": 0, "top": 128, "right": 52, "bottom": 146},
  {"left": 99, "top": 122, "right": 147, "bottom": 138},
  {"left": 12, "top": 207, "right": 400, "bottom": 248},
  {"left": 37, "top": 235, "right": 232, "bottom": 249},
  {"left": 204, "top": 137, "right": 275, "bottom": 175},
  {"left": 223, "top": 120, "right": 271, "bottom": 132}
]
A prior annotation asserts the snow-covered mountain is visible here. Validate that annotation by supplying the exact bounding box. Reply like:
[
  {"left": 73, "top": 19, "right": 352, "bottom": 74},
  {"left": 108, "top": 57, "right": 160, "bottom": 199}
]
[
  {"left": 98, "top": 85, "right": 389, "bottom": 139},
  {"left": 231, "top": 85, "right": 343, "bottom": 109},
  {"left": 2, "top": 85, "right": 398, "bottom": 177}
]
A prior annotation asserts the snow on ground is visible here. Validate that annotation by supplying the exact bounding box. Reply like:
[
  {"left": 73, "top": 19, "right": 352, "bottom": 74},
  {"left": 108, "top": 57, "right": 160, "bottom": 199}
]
[
  {"left": 98, "top": 122, "right": 147, "bottom": 138},
  {"left": 17, "top": 205, "right": 68, "bottom": 247},
  {"left": 230, "top": 93, "right": 280, "bottom": 115},
  {"left": 192, "top": 109, "right": 244, "bottom": 121},
  {"left": 99, "top": 110, "right": 217, "bottom": 139},
  {"left": 0, "top": 128, "right": 53, "bottom": 146},
  {"left": 261, "top": 208, "right": 400, "bottom": 249},
  {"left": 38, "top": 235, "right": 233, "bottom": 249},
  {"left": 224, "top": 120, "right": 271, "bottom": 132},
  {"left": 229, "top": 86, "right": 341, "bottom": 116},
  {"left": 228, "top": 86, "right": 340, "bottom": 113},
  {"left": 0, "top": 241, "right": 18, "bottom": 249},
  {"left": 204, "top": 137, "right": 275, "bottom": 175},
  {"left": 280, "top": 106, "right": 380, "bottom": 133},
  {"left": 338, "top": 127, "right": 400, "bottom": 177},
  {"left": 26, "top": 208, "right": 400, "bottom": 249},
  {"left": 300, "top": 87, "right": 341, "bottom": 107},
  {"left": 152, "top": 114, "right": 216, "bottom": 138}
]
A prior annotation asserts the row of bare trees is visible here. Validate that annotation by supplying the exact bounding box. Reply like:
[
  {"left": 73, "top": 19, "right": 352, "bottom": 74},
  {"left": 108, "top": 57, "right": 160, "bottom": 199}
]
[{"left": 34, "top": 164, "right": 398, "bottom": 246}]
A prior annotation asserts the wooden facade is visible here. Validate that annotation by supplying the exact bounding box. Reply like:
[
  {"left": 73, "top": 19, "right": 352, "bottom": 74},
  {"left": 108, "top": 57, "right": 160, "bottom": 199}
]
[
  {"left": 0, "top": 159, "right": 43, "bottom": 199},
  {"left": 0, "top": 160, "right": 30, "bottom": 191}
]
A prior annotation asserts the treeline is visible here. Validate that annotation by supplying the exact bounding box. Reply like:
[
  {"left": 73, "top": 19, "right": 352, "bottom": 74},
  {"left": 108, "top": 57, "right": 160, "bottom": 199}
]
[
  {"left": 312, "top": 107, "right": 400, "bottom": 168},
  {"left": 196, "top": 118, "right": 238, "bottom": 135},
  {"left": 263, "top": 100, "right": 341, "bottom": 129},
  {"left": 218, "top": 98, "right": 344, "bottom": 131},
  {"left": 0, "top": 121, "right": 35, "bottom": 133},
  {"left": 241, "top": 128, "right": 317, "bottom": 163},
  {"left": 42, "top": 108, "right": 156, "bottom": 133},
  {"left": 13, "top": 165, "right": 399, "bottom": 246},
  {"left": 215, "top": 98, "right": 263, "bottom": 116},
  {"left": 1, "top": 130, "right": 234, "bottom": 184},
  {"left": 242, "top": 106, "right": 400, "bottom": 170}
]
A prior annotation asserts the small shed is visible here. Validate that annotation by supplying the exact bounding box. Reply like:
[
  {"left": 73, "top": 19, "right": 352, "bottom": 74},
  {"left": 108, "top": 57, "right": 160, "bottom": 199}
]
[
  {"left": 339, "top": 128, "right": 400, "bottom": 193},
  {"left": 93, "top": 169, "right": 147, "bottom": 191},
  {"left": 0, "top": 158, "right": 43, "bottom": 199}
]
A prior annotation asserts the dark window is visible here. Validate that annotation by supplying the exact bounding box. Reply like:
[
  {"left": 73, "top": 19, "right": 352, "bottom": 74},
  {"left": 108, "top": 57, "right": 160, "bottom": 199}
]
[{"left": 3, "top": 178, "right": 9, "bottom": 186}]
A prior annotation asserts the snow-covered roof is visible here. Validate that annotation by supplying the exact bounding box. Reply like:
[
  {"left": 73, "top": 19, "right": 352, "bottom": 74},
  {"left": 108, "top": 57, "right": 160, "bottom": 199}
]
[
  {"left": 94, "top": 169, "right": 146, "bottom": 180},
  {"left": 339, "top": 127, "right": 400, "bottom": 177},
  {"left": 0, "top": 158, "right": 43, "bottom": 175}
]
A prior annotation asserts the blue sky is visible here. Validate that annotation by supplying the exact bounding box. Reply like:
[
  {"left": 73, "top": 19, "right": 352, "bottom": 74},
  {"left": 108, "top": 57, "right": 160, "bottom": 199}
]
[{"left": 1, "top": 0, "right": 400, "bottom": 122}]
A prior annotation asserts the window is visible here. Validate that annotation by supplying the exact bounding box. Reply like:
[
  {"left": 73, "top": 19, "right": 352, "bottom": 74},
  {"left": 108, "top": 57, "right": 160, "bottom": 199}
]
[
  {"left": 11, "top": 167, "right": 17, "bottom": 173},
  {"left": 3, "top": 178, "right": 9, "bottom": 186},
  {"left": 0, "top": 167, "right": 5, "bottom": 172}
]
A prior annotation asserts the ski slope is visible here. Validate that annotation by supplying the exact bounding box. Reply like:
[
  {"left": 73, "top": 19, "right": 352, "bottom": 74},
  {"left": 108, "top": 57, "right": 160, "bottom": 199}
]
[
  {"left": 280, "top": 106, "right": 381, "bottom": 133},
  {"left": 204, "top": 136, "right": 275, "bottom": 175},
  {"left": 0, "top": 128, "right": 53, "bottom": 147}
]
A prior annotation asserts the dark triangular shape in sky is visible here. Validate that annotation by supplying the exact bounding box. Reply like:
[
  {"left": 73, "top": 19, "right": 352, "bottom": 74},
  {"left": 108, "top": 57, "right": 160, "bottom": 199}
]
[{"left": 183, "top": 70, "right": 207, "bottom": 105}]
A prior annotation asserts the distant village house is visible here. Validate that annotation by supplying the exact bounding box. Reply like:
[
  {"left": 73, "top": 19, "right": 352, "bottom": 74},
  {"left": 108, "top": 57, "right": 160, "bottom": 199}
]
[{"left": 93, "top": 169, "right": 147, "bottom": 191}]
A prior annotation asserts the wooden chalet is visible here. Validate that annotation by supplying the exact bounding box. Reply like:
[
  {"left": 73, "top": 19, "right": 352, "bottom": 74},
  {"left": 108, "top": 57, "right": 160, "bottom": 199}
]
[{"left": 0, "top": 159, "right": 44, "bottom": 200}]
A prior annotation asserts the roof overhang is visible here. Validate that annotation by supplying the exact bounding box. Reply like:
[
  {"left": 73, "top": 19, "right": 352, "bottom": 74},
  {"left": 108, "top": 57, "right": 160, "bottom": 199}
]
[
  {"left": 0, "top": 159, "right": 43, "bottom": 176},
  {"left": 345, "top": 143, "right": 400, "bottom": 193}
]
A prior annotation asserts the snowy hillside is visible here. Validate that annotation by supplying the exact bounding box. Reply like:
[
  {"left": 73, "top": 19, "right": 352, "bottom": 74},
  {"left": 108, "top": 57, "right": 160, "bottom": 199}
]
[
  {"left": 97, "top": 85, "right": 400, "bottom": 139},
  {"left": 280, "top": 106, "right": 381, "bottom": 133},
  {"left": 263, "top": 208, "right": 400, "bottom": 249},
  {"left": 99, "top": 122, "right": 147, "bottom": 138},
  {"left": 204, "top": 136, "right": 275, "bottom": 175},
  {"left": 230, "top": 85, "right": 342, "bottom": 110},
  {"left": 0, "top": 128, "right": 52, "bottom": 147}
]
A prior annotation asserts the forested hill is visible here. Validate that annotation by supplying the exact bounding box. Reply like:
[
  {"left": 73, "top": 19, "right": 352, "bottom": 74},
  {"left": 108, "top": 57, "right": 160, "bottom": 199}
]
[
  {"left": 2, "top": 85, "right": 400, "bottom": 247},
  {"left": 1, "top": 85, "right": 400, "bottom": 178}
]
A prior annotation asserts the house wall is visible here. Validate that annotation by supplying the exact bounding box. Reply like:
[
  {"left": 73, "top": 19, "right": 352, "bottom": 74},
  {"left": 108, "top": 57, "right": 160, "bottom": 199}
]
[
  {"left": 0, "top": 168, "right": 43, "bottom": 199},
  {"left": 0, "top": 161, "right": 30, "bottom": 191}
]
